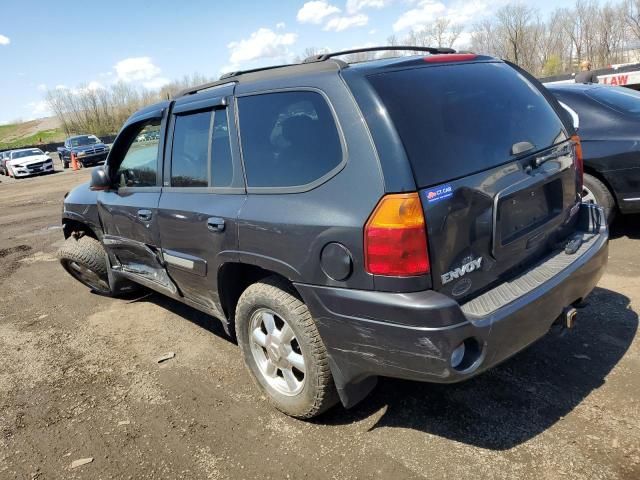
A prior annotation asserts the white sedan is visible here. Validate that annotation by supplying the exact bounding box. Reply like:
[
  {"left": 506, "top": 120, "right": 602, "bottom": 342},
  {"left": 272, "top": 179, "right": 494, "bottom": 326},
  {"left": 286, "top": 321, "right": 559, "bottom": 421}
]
[{"left": 7, "top": 148, "right": 55, "bottom": 178}]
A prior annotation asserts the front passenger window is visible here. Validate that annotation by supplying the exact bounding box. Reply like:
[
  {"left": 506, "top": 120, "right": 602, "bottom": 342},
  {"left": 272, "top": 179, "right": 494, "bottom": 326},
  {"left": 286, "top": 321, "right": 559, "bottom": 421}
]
[{"left": 116, "top": 120, "right": 161, "bottom": 188}]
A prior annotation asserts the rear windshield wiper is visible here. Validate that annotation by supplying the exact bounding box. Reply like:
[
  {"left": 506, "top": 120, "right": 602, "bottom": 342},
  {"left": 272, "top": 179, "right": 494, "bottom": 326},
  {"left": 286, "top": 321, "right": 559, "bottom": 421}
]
[{"left": 533, "top": 143, "right": 571, "bottom": 168}]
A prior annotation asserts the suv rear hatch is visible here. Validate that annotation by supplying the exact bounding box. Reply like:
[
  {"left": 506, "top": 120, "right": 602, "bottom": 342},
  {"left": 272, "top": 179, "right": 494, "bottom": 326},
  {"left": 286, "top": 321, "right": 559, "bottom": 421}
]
[{"left": 367, "top": 59, "right": 580, "bottom": 301}]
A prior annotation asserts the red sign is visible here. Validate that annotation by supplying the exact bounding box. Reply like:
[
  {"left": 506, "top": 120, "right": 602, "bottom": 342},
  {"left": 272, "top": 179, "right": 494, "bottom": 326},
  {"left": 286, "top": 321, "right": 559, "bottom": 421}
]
[{"left": 602, "top": 74, "right": 629, "bottom": 85}]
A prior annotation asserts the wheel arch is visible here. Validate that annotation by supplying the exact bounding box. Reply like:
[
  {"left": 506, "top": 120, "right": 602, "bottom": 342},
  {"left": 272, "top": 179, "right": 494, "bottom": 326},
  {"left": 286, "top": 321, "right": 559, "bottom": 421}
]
[
  {"left": 62, "top": 215, "right": 102, "bottom": 241},
  {"left": 217, "top": 262, "right": 302, "bottom": 325},
  {"left": 583, "top": 166, "right": 618, "bottom": 208}
]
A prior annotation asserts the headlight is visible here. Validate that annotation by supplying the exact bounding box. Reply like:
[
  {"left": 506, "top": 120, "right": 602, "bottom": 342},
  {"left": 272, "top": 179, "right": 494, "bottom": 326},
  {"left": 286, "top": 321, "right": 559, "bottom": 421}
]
[{"left": 76, "top": 151, "right": 86, "bottom": 157}]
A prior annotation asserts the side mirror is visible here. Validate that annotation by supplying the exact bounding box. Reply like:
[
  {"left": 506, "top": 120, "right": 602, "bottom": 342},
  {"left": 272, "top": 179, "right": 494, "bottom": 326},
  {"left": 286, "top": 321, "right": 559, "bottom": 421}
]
[{"left": 90, "top": 166, "right": 111, "bottom": 191}]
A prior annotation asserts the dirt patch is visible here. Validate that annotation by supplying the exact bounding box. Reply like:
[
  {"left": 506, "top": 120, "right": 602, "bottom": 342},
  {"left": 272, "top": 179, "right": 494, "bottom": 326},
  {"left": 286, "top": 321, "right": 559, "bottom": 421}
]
[
  {"left": 0, "top": 244, "right": 31, "bottom": 258},
  {"left": 0, "top": 169, "right": 638, "bottom": 479}
]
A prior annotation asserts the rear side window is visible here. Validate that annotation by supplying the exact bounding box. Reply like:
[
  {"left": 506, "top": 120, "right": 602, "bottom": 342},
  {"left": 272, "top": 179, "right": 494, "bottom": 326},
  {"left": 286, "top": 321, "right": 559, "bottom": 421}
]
[
  {"left": 237, "top": 91, "right": 343, "bottom": 188},
  {"left": 171, "top": 111, "right": 211, "bottom": 187},
  {"left": 368, "top": 62, "right": 567, "bottom": 187},
  {"left": 586, "top": 86, "right": 640, "bottom": 116},
  {"left": 211, "top": 110, "right": 233, "bottom": 187}
]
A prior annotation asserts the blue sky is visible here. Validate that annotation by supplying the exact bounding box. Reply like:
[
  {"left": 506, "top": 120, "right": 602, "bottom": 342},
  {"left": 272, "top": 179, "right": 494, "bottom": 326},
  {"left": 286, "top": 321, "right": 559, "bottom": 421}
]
[{"left": 0, "top": 0, "right": 570, "bottom": 124}]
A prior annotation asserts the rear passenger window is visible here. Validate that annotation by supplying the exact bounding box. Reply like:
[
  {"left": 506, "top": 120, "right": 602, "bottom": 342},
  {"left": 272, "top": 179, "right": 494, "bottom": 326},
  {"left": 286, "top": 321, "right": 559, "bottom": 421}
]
[
  {"left": 237, "top": 91, "right": 343, "bottom": 188},
  {"left": 211, "top": 110, "right": 233, "bottom": 187},
  {"left": 171, "top": 111, "right": 211, "bottom": 187}
]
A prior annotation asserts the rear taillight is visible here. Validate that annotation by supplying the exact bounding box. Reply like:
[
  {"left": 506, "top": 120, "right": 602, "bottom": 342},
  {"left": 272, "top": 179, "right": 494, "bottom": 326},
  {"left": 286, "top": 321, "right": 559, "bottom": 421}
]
[
  {"left": 571, "top": 134, "right": 584, "bottom": 191},
  {"left": 364, "top": 192, "right": 430, "bottom": 276}
]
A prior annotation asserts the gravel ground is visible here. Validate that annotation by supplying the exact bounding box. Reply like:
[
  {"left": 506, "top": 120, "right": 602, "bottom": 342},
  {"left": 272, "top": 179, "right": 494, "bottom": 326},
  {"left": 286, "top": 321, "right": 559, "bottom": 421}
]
[{"left": 0, "top": 166, "right": 638, "bottom": 479}]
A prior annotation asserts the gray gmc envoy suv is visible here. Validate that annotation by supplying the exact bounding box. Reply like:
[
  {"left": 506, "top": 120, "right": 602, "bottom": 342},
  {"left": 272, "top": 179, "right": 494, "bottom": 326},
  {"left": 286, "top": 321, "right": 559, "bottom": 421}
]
[{"left": 58, "top": 47, "right": 609, "bottom": 418}]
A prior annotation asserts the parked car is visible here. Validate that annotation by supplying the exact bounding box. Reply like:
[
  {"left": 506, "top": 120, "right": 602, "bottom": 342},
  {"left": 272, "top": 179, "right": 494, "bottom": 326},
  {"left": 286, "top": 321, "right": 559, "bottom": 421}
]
[
  {"left": 0, "top": 150, "right": 12, "bottom": 175},
  {"left": 6, "top": 148, "right": 54, "bottom": 178},
  {"left": 57, "top": 47, "right": 608, "bottom": 419},
  {"left": 547, "top": 83, "right": 640, "bottom": 222},
  {"left": 57, "top": 134, "right": 109, "bottom": 169}
]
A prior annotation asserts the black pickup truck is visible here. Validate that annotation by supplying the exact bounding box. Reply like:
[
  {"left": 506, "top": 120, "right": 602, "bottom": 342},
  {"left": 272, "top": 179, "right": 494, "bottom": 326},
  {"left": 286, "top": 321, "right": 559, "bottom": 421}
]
[{"left": 57, "top": 134, "right": 110, "bottom": 168}]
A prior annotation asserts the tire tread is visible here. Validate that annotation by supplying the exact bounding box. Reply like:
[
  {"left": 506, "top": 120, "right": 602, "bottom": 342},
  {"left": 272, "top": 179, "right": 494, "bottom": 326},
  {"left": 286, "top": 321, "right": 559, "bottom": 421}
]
[{"left": 235, "top": 276, "right": 338, "bottom": 418}]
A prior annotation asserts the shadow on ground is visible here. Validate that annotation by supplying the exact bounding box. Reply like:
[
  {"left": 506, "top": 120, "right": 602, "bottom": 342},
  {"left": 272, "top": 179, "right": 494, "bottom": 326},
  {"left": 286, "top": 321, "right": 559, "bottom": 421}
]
[
  {"left": 131, "top": 281, "right": 636, "bottom": 451},
  {"left": 318, "top": 286, "right": 637, "bottom": 449},
  {"left": 610, "top": 213, "right": 640, "bottom": 240},
  {"left": 128, "top": 290, "right": 234, "bottom": 344}
]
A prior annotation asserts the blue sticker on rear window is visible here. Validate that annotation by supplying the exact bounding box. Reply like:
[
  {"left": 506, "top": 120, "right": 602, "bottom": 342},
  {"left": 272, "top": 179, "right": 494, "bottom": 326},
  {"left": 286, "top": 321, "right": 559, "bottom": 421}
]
[{"left": 424, "top": 184, "right": 453, "bottom": 203}]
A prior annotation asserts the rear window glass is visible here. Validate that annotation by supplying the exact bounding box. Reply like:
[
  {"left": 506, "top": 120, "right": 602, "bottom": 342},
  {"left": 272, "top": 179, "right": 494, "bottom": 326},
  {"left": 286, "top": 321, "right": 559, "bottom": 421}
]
[
  {"left": 587, "top": 86, "right": 640, "bottom": 116},
  {"left": 368, "top": 62, "right": 567, "bottom": 187}
]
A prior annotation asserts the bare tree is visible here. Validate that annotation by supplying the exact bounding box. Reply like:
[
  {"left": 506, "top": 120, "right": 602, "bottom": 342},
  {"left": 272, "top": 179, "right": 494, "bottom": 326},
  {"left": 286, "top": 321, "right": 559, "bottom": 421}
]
[
  {"left": 626, "top": 0, "right": 640, "bottom": 42},
  {"left": 494, "top": 3, "right": 540, "bottom": 70}
]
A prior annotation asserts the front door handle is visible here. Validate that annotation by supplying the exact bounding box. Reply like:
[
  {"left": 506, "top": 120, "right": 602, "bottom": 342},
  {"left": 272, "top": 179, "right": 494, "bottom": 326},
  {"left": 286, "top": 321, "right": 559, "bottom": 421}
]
[
  {"left": 207, "top": 217, "right": 225, "bottom": 232},
  {"left": 137, "top": 209, "right": 153, "bottom": 221}
]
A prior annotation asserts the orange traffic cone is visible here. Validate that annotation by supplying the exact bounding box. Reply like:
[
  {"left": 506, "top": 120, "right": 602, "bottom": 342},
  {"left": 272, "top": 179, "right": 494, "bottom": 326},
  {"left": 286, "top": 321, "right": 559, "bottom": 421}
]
[{"left": 71, "top": 152, "right": 79, "bottom": 171}]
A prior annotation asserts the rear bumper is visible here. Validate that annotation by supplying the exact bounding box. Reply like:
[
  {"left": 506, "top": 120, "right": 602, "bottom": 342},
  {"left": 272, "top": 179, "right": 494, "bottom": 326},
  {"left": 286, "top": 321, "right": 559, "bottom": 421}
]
[{"left": 296, "top": 204, "right": 609, "bottom": 407}]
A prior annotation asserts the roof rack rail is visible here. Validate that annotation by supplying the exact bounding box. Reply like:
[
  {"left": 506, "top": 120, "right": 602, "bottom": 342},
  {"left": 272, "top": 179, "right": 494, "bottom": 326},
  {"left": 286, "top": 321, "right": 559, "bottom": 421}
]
[
  {"left": 303, "top": 46, "right": 456, "bottom": 63},
  {"left": 175, "top": 64, "right": 296, "bottom": 97},
  {"left": 175, "top": 80, "right": 234, "bottom": 98}
]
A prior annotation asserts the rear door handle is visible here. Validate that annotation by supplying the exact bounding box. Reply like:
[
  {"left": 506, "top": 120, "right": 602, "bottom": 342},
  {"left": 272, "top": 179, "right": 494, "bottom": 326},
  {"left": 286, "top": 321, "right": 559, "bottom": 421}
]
[
  {"left": 207, "top": 217, "right": 225, "bottom": 232},
  {"left": 137, "top": 209, "right": 153, "bottom": 221}
]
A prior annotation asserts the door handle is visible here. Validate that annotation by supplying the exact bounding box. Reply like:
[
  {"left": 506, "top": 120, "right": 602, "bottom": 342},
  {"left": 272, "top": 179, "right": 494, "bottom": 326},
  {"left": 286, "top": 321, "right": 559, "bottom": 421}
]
[
  {"left": 207, "top": 217, "right": 225, "bottom": 232},
  {"left": 137, "top": 209, "right": 153, "bottom": 221}
]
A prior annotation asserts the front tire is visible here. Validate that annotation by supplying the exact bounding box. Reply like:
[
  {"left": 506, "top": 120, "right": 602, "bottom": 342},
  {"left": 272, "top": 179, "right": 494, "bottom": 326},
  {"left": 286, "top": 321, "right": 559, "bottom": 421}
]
[
  {"left": 57, "top": 236, "right": 114, "bottom": 296},
  {"left": 235, "top": 277, "right": 338, "bottom": 418},
  {"left": 582, "top": 173, "right": 616, "bottom": 224}
]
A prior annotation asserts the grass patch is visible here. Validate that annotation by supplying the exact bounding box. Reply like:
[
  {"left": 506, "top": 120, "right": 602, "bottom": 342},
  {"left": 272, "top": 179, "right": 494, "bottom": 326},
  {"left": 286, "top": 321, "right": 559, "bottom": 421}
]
[{"left": 0, "top": 126, "right": 66, "bottom": 150}]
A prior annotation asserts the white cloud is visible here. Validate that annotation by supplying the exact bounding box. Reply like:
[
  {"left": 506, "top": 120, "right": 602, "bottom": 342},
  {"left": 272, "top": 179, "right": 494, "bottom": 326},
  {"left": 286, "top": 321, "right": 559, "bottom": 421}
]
[
  {"left": 447, "top": 1, "right": 490, "bottom": 25},
  {"left": 27, "top": 100, "right": 51, "bottom": 118},
  {"left": 87, "top": 81, "right": 104, "bottom": 91},
  {"left": 0, "top": 34, "right": 10, "bottom": 46},
  {"left": 324, "top": 14, "right": 368, "bottom": 32},
  {"left": 143, "top": 77, "right": 170, "bottom": 90},
  {"left": 36, "top": 84, "right": 47, "bottom": 92},
  {"left": 114, "top": 57, "right": 161, "bottom": 82},
  {"left": 454, "top": 30, "right": 473, "bottom": 49},
  {"left": 393, "top": 1, "right": 446, "bottom": 31},
  {"left": 297, "top": 1, "right": 340, "bottom": 24},
  {"left": 276, "top": 22, "right": 286, "bottom": 29},
  {"left": 227, "top": 28, "right": 297, "bottom": 64},
  {"left": 346, "top": 0, "right": 392, "bottom": 14},
  {"left": 55, "top": 84, "right": 67, "bottom": 90},
  {"left": 393, "top": 0, "right": 491, "bottom": 32}
]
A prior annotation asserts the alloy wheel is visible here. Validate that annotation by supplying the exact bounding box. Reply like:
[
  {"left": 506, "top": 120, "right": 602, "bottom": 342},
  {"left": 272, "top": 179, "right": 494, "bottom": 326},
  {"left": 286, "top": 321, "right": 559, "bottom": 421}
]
[{"left": 248, "top": 308, "right": 306, "bottom": 396}]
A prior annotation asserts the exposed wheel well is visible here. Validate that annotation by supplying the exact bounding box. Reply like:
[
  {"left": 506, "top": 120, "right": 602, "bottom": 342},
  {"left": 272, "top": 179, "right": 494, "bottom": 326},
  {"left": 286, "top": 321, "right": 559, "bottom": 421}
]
[
  {"left": 62, "top": 219, "right": 99, "bottom": 240},
  {"left": 583, "top": 166, "right": 617, "bottom": 207},
  {"left": 218, "top": 263, "right": 298, "bottom": 325}
]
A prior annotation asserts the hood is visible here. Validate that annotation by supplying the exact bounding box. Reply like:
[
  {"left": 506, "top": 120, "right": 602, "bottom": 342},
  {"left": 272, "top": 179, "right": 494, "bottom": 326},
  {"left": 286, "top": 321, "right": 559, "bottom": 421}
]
[
  {"left": 8, "top": 154, "right": 50, "bottom": 166},
  {"left": 71, "top": 143, "right": 107, "bottom": 153}
]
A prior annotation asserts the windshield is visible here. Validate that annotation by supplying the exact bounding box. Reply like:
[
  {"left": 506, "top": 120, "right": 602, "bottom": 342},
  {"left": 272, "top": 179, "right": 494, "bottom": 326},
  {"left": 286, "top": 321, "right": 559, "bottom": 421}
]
[
  {"left": 13, "top": 149, "right": 43, "bottom": 159},
  {"left": 587, "top": 86, "right": 640, "bottom": 116},
  {"left": 69, "top": 135, "right": 100, "bottom": 147},
  {"left": 368, "top": 62, "right": 567, "bottom": 187}
]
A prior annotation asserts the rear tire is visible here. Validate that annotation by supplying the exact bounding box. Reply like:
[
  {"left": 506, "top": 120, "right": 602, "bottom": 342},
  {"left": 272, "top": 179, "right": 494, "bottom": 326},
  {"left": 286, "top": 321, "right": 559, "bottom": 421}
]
[
  {"left": 57, "top": 236, "right": 114, "bottom": 296},
  {"left": 235, "top": 277, "right": 338, "bottom": 418},
  {"left": 582, "top": 173, "right": 616, "bottom": 224}
]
